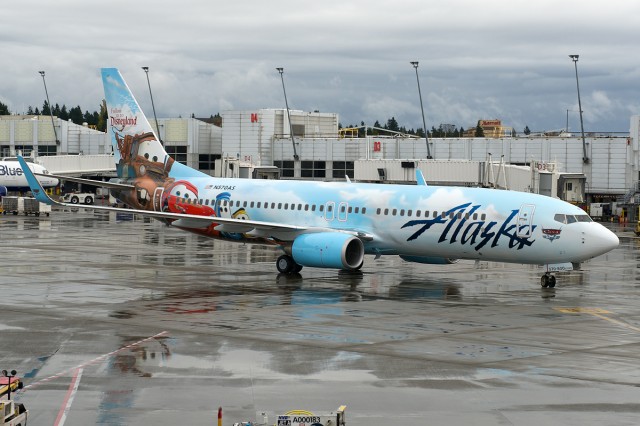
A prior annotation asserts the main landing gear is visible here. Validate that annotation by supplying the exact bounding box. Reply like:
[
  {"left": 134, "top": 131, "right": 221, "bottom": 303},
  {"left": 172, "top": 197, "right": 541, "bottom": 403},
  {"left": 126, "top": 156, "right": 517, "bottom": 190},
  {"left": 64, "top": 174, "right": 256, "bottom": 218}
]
[
  {"left": 277, "top": 255, "right": 303, "bottom": 274},
  {"left": 540, "top": 272, "right": 556, "bottom": 288}
]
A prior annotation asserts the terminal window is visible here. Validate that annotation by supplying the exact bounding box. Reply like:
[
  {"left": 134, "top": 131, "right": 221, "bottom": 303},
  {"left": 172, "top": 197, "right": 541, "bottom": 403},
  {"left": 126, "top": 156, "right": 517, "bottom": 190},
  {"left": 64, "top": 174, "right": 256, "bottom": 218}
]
[
  {"left": 199, "top": 154, "right": 220, "bottom": 170},
  {"left": 14, "top": 145, "right": 33, "bottom": 157},
  {"left": 38, "top": 145, "right": 57, "bottom": 156},
  {"left": 274, "top": 160, "right": 295, "bottom": 178},
  {"left": 301, "top": 161, "right": 326, "bottom": 178},
  {"left": 332, "top": 161, "right": 354, "bottom": 179},
  {"left": 166, "top": 145, "right": 188, "bottom": 165}
]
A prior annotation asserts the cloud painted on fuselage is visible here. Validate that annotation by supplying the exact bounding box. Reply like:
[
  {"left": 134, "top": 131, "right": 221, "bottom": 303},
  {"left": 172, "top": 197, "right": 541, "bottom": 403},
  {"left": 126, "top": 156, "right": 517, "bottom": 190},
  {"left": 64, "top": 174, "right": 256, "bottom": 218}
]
[{"left": 401, "top": 202, "right": 536, "bottom": 251}]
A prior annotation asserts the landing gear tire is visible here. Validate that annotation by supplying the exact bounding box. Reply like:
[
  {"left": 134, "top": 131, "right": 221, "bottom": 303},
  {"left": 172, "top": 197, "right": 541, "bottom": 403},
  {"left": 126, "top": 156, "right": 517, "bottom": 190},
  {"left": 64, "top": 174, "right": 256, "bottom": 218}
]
[
  {"left": 541, "top": 273, "right": 556, "bottom": 288},
  {"left": 277, "top": 255, "right": 301, "bottom": 274}
]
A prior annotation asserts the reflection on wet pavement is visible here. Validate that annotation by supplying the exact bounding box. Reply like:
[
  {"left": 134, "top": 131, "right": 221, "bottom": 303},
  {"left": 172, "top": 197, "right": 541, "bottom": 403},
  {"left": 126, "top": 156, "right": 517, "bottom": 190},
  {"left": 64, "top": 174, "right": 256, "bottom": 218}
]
[{"left": 1, "top": 212, "right": 640, "bottom": 425}]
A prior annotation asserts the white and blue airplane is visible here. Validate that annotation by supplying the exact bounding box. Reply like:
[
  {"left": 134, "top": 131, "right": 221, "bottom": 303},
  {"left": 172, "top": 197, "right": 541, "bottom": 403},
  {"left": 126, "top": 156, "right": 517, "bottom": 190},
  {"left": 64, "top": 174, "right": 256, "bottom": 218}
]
[
  {"left": 0, "top": 157, "right": 58, "bottom": 195},
  {"left": 19, "top": 68, "right": 619, "bottom": 288}
]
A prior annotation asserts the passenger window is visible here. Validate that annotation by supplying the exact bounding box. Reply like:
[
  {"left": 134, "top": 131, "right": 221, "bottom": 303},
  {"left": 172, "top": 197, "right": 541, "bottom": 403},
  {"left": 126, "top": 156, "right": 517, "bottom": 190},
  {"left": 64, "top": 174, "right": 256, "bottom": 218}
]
[
  {"left": 348, "top": 206, "right": 352, "bottom": 213},
  {"left": 278, "top": 203, "right": 282, "bottom": 209},
  {"left": 377, "top": 208, "right": 381, "bottom": 215},
  {"left": 362, "top": 207, "right": 367, "bottom": 214},
  {"left": 481, "top": 214, "right": 486, "bottom": 220},
  {"left": 400, "top": 209, "right": 405, "bottom": 216},
  {"left": 354, "top": 207, "right": 359, "bottom": 214},
  {"left": 250, "top": 201, "right": 255, "bottom": 208},
  {"left": 384, "top": 208, "right": 389, "bottom": 215},
  {"left": 319, "top": 205, "right": 324, "bottom": 212},
  {"left": 392, "top": 209, "right": 397, "bottom": 216},
  {"left": 407, "top": 209, "right": 412, "bottom": 217},
  {"left": 305, "top": 204, "right": 309, "bottom": 211},
  {"left": 416, "top": 210, "right": 421, "bottom": 218},
  {"left": 312, "top": 205, "right": 316, "bottom": 211},
  {"left": 473, "top": 213, "right": 477, "bottom": 220},
  {"left": 327, "top": 205, "right": 333, "bottom": 212}
]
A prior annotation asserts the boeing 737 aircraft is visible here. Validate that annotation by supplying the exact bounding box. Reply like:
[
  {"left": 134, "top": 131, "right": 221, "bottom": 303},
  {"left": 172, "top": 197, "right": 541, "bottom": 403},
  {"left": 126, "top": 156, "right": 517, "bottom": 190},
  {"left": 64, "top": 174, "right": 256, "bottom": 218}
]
[
  {"left": 0, "top": 158, "right": 58, "bottom": 193},
  {"left": 19, "top": 68, "right": 619, "bottom": 288}
]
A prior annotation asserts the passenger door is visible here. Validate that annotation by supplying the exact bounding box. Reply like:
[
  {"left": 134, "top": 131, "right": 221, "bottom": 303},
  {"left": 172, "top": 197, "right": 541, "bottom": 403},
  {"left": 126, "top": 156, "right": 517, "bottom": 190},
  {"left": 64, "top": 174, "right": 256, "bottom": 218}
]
[{"left": 517, "top": 204, "right": 535, "bottom": 238}]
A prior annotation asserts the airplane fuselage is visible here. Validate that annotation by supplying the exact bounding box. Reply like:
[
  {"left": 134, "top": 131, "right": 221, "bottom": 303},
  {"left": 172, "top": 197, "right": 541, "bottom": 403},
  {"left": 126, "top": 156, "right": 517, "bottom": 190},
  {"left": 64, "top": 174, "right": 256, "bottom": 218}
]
[
  {"left": 0, "top": 160, "right": 58, "bottom": 191},
  {"left": 124, "top": 175, "right": 617, "bottom": 266}
]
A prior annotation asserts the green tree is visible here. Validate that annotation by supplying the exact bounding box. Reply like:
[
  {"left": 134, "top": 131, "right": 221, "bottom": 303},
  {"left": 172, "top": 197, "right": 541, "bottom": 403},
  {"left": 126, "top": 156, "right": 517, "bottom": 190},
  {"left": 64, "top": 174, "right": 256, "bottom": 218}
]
[
  {"left": 0, "top": 101, "right": 9, "bottom": 115},
  {"left": 42, "top": 101, "right": 51, "bottom": 115},
  {"left": 474, "top": 121, "right": 484, "bottom": 137},
  {"left": 386, "top": 117, "right": 399, "bottom": 132},
  {"left": 523, "top": 125, "right": 531, "bottom": 135},
  {"left": 97, "top": 100, "right": 108, "bottom": 132},
  {"left": 68, "top": 105, "right": 83, "bottom": 125},
  {"left": 59, "top": 105, "right": 69, "bottom": 121}
]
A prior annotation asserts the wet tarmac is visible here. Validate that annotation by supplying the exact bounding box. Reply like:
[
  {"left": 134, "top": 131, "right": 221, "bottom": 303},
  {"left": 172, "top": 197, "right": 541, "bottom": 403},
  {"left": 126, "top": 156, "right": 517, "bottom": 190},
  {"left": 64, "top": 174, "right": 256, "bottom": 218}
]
[{"left": 1, "top": 209, "right": 640, "bottom": 425}]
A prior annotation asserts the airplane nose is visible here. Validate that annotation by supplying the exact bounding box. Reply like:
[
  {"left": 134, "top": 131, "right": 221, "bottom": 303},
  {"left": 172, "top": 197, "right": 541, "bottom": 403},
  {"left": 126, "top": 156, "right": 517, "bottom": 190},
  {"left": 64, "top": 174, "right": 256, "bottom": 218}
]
[{"left": 588, "top": 224, "right": 619, "bottom": 257}]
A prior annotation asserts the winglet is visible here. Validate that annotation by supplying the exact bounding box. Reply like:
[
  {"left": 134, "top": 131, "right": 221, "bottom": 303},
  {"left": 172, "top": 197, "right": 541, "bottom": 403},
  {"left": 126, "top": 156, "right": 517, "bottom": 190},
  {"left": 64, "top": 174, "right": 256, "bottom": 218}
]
[
  {"left": 416, "top": 169, "right": 428, "bottom": 186},
  {"left": 17, "top": 155, "right": 58, "bottom": 205}
]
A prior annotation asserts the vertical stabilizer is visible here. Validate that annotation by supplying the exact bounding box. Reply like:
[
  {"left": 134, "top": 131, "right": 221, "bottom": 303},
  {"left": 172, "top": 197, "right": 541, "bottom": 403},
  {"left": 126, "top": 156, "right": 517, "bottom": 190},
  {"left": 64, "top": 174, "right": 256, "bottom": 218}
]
[
  {"left": 101, "top": 68, "right": 206, "bottom": 211},
  {"left": 101, "top": 68, "right": 205, "bottom": 181}
]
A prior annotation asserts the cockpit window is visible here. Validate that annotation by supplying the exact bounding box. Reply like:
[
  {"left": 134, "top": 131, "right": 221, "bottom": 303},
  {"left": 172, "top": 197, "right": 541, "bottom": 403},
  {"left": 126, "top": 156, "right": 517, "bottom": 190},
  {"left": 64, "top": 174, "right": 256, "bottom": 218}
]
[
  {"left": 555, "top": 213, "right": 592, "bottom": 224},
  {"left": 554, "top": 214, "right": 566, "bottom": 223}
]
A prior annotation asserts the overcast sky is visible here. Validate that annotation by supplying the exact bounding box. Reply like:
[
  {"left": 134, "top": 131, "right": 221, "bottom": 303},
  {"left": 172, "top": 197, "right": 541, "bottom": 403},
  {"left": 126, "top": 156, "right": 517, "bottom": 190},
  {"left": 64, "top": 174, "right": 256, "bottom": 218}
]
[{"left": 1, "top": 0, "right": 639, "bottom": 133}]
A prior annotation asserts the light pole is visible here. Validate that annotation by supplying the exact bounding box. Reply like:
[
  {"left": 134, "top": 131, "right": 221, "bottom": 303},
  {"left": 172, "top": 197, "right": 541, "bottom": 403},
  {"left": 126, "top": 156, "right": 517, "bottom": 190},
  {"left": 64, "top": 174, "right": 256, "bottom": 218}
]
[
  {"left": 38, "top": 71, "right": 60, "bottom": 148},
  {"left": 569, "top": 55, "right": 588, "bottom": 164},
  {"left": 2, "top": 369, "right": 17, "bottom": 400},
  {"left": 276, "top": 67, "right": 299, "bottom": 160},
  {"left": 142, "top": 67, "right": 162, "bottom": 144},
  {"left": 410, "top": 61, "right": 432, "bottom": 159}
]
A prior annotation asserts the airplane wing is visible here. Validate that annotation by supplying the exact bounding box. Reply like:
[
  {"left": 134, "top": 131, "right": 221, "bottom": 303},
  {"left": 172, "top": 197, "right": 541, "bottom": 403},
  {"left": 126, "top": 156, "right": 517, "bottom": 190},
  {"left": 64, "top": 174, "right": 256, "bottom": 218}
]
[{"left": 19, "top": 156, "right": 374, "bottom": 241}]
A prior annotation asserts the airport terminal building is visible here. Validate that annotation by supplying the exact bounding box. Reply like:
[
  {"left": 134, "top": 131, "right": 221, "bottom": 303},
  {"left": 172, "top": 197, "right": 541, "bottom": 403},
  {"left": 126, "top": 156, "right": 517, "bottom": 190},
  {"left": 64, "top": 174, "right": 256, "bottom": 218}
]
[{"left": 1, "top": 111, "right": 639, "bottom": 209}]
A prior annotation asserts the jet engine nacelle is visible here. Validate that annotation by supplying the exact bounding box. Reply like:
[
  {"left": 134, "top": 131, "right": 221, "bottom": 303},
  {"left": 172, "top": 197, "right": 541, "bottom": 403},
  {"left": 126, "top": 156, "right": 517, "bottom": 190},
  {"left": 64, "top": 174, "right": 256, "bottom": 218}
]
[
  {"left": 399, "top": 255, "right": 458, "bottom": 265},
  {"left": 292, "top": 232, "right": 364, "bottom": 270}
]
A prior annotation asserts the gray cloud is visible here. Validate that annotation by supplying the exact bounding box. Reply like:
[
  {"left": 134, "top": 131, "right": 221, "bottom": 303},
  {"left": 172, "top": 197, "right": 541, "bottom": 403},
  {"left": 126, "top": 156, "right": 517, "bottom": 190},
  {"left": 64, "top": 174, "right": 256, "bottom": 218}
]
[{"left": 1, "top": 0, "right": 638, "bottom": 133}]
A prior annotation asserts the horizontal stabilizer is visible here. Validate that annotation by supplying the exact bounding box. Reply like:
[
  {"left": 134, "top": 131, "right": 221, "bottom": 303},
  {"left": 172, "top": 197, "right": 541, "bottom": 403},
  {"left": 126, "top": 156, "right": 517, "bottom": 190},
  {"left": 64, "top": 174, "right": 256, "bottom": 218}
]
[{"left": 35, "top": 173, "right": 135, "bottom": 190}]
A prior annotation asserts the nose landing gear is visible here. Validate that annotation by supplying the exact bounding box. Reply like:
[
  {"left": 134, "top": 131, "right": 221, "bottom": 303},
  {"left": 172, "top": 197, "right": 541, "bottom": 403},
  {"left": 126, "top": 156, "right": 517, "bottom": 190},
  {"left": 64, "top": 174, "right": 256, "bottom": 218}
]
[{"left": 541, "top": 273, "right": 556, "bottom": 288}]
